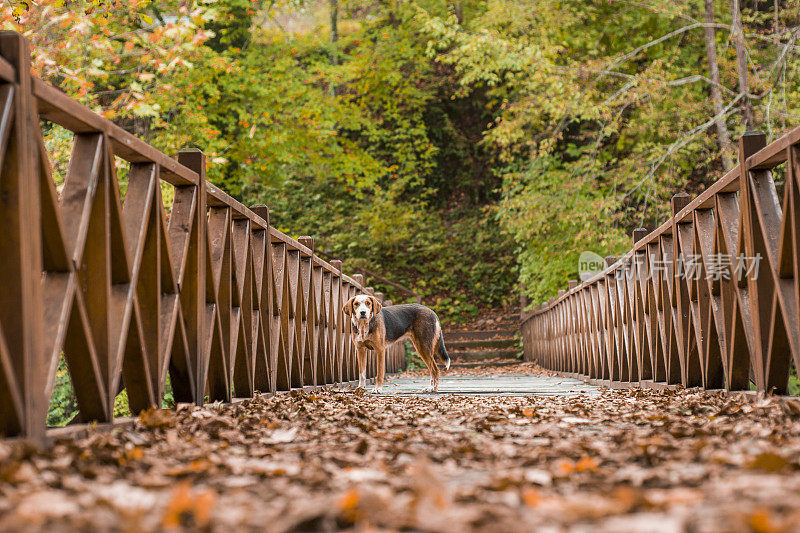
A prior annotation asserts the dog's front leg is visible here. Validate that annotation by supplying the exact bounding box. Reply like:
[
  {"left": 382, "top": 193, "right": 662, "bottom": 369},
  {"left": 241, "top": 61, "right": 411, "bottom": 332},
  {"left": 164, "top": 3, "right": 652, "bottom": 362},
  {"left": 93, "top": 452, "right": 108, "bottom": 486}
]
[
  {"left": 372, "top": 344, "right": 385, "bottom": 394},
  {"left": 356, "top": 345, "right": 368, "bottom": 389}
]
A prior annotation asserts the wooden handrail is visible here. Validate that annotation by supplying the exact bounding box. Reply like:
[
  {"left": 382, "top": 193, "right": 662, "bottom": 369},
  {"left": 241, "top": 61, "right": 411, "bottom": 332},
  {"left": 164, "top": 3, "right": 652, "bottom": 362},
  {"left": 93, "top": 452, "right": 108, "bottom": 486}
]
[
  {"left": 0, "top": 31, "right": 407, "bottom": 442},
  {"left": 315, "top": 249, "right": 422, "bottom": 303},
  {"left": 522, "top": 129, "right": 800, "bottom": 396}
]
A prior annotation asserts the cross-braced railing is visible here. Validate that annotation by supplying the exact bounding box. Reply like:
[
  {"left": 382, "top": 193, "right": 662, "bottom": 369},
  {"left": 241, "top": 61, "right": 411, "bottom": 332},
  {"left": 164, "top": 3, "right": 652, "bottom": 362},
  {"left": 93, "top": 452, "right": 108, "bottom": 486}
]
[
  {"left": 522, "top": 129, "right": 800, "bottom": 395},
  {"left": 0, "top": 32, "right": 405, "bottom": 442}
]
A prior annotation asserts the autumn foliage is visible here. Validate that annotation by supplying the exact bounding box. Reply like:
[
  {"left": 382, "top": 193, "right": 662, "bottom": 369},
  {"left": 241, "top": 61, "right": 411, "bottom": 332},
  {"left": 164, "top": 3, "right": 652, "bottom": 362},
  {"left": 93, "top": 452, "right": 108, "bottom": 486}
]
[{"left": 6, "top": 0, "right": 800, "bottom": 313}]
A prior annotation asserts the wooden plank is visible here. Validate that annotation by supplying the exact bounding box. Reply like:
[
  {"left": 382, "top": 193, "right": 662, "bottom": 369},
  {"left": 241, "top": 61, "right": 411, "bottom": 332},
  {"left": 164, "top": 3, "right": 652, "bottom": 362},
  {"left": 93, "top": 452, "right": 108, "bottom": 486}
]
[
  {"left": 747, "top": 124, "right": 800, "bottom": 170},
  {"left": 0, "top": 55, "right": 13, "bottom": 83},
  {"left": 0, "top": 32, "right": 46, "bottom": 441},
  {"left": 269, "top": 226, "right": 312, "bottom": 255},
  {"left": 382, "top": 374, "right": 601, "bottom": 396},
  {"left": 176, "top": 151, "right": 206, "bottom": 405},
  {"left": 267, "top": 227, "right": 365, "bottom": 284},
  {"left": 32, "top": 79, "right": 198, "bottom": 186},
  {"left": 0, "top": 320, "right": 23, "bottom": 435},
  {"left": 206, "top": 184, "right": 268, "bottom": 230}
]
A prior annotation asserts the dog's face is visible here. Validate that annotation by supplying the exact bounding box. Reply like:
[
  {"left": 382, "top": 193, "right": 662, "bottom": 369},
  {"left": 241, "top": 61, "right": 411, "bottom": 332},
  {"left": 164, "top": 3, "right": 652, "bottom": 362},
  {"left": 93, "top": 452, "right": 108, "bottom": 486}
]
[{"left": 343, "top": 294, "right": 382, "bottom": 321}]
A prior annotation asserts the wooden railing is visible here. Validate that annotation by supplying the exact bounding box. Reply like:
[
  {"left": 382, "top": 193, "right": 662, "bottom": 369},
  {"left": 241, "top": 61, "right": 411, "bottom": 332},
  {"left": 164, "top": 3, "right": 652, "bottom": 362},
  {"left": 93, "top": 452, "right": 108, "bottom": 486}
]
[
  {"left": 315, "top": 249, "right": 422, "bottom": 303},
  {"left": 0, "top": 32, "right": 405, "bottom": 442},
  {"left": 522, "top": 128, "right": 800, "bottom": 395}
]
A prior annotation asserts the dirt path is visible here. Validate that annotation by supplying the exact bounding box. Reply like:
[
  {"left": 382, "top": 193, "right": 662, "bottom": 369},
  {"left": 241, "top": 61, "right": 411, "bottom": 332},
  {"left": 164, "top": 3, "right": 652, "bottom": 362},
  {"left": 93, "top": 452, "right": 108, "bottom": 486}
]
[{"left": 1, "top": 364, "right": 800, "bottom": 532}]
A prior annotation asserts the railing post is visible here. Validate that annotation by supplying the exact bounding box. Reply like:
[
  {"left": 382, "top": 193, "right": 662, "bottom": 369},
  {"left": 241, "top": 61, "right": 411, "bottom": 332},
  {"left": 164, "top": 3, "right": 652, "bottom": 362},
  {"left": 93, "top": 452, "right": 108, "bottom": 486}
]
[
  {"left": 632, "top": 228, "right": 652, "bottom": 382},
  {"left": 0, "top": 32, "right": 46, "bottom": 442},
  {"left": 250, "top": 204, "right": 274, "bottom": 393},
  {"left": 298, "top": 236, "right": 314, "bottom": 252},
  {"left": 330, "top": 259, "right": 344, "bottom": 383},
  {"left": 671, "top": 192, "right": 697, "bottom": 387},
  {"left": 297, "top": 236, "right": 315, "bottom": 386},
  {"left": 177, "top": 150, "right": 207, "bottom": 406},
  {"left": 737, "top": 131, "right": 769, "bottom": 390}
]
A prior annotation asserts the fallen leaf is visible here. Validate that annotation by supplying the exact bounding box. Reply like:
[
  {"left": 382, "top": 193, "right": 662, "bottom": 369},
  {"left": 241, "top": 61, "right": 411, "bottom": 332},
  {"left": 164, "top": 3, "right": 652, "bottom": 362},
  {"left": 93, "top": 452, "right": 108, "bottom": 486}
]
[
  {"left": 139, "top": 408, "right": 176, "bottom": 429},
  {"left": 747, "top": 453, "right": 789, "bottom": 472},
  {"left": 161, "top": 482, "right": 216, "bottom": 529}
]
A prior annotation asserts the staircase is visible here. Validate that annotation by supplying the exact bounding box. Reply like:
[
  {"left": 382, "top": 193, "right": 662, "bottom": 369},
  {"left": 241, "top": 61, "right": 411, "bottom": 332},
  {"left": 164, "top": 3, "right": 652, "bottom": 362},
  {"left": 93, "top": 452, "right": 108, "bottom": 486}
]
[{"left": 443, "top": 313, "right": 522, "bottom": 367}]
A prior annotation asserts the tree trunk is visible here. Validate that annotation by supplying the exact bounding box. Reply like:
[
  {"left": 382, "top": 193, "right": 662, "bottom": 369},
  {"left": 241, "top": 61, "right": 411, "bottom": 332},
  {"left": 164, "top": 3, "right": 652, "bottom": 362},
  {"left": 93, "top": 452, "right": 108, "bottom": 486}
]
[
  {"left": 704, "top": 0, "right": 733, "bottom": 169},
  {"left": 329, "top": 0, "right": 338, "bottom": 96},
  {"left": 774, "top": 0, "right": 779, "bottom": 38},
  {"left": 730, "top": 0, "right": 754, "bottom": 128},
  {"left": 330, "top": 0, "right": 338, "bottom": 65}
]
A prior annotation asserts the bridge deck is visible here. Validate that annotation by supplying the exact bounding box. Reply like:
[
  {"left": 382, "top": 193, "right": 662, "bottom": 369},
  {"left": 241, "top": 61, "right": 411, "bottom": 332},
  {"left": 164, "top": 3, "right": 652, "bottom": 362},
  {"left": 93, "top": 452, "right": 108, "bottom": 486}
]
[
  {"left": 1, "top": 364, "right": 799, "bottom": 532},
  {"left": 383, "top": 373, "right": 600, "bottom": 396}
]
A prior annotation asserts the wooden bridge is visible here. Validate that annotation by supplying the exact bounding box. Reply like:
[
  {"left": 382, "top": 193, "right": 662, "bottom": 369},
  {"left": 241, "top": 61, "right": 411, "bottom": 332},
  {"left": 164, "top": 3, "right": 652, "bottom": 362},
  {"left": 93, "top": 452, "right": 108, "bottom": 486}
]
[
  {"left": 2, "top": 31, "right": 800, "bottom": 531},
  {"left": 521, "top": 129, "right": 800, "bottom": 398},
  {"left": 0, "top": 32, "right": 406, "bottom": 442}
]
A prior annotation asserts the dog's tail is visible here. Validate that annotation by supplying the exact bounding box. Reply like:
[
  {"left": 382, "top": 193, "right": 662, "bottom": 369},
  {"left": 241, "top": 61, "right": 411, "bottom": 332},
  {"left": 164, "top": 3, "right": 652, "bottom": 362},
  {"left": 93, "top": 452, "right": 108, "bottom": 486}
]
[{"left": 435, "top": 319, "right": 451, "bottom": 370}]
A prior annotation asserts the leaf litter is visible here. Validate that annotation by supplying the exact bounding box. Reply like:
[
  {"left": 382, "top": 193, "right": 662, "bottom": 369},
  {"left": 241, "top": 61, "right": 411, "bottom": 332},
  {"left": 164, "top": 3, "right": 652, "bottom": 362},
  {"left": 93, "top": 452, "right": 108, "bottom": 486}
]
[{"left": 0, "top": 364, "right": 800, "bottom": 532}]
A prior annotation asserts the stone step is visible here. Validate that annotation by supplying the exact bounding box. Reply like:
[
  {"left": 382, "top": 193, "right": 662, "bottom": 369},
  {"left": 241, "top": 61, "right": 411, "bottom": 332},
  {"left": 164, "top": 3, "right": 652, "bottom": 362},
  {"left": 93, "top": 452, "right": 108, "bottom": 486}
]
[
  {"left": 447, "top": 338, "right": 518, "bottom": 350},
  {"left": 443, "top": 329, "right": 518, "bottom": 342},
  {"left": 450, "top": 348, "right": 521, "bottom": 361}
]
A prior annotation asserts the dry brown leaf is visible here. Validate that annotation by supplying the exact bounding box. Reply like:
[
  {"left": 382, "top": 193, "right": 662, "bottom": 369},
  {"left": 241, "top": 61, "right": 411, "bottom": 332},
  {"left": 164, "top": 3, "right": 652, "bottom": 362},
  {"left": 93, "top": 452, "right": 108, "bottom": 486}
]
[
  {"left": 747, "top": 453, "right": 790, "bottom": 472},
  {"left": 139, "top": 408, "right": 176, "bottom": 429},
  {"left": 3, "top": 366, "right": 800, "bottom": 532},
  {"left": 747, "top": 508, "right": 785, "bottom": 533}
]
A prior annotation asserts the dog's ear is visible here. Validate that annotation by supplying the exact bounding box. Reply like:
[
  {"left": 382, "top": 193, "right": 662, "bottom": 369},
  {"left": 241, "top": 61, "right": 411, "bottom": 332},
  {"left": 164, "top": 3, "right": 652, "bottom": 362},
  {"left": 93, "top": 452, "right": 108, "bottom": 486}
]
[
  {"left": 370, "top": 296, "right": 382, "bottom": 315},
  {"left": 342, "top": 296, "right": 356, "bottom": 316}
]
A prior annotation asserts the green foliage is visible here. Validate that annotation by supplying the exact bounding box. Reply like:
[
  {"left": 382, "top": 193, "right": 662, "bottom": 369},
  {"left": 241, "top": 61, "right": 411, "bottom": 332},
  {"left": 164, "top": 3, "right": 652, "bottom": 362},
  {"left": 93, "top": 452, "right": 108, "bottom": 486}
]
[
  {"left": 163, "top": 375, "right": 176, "bottom": 409},
  {"left": 422, "top": 0, "right": 800, "bottom": 303},
  {"left": 114, "top": 390, "right": 132, "bottom": 419},
  {"left": 47, "top": 356, "right": 78, "bottom": 427},
  {"left": 8, "top": 0, "right": 520, "bottom": 318},
  {"left": 46, "top": 356, "right": 178, "bottom": 426},
  {"left": 404, "top": 341, "right": 425, "bottom": 370},
  {"left": 789, "top": 365, "right": 799, "bottom": 397},
  {"left": 47, "top": 355, "right": 132, "bottom": 426},
  {"left": 15, "top": 0, "right": 800, "bottom": 318}
]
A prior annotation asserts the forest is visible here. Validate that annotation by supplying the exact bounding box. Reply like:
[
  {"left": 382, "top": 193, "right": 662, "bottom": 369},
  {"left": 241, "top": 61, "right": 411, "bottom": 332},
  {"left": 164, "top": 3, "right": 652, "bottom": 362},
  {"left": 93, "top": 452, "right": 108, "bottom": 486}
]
[{"left": 5, "top": 0, "right": 800, "bottom": 318}]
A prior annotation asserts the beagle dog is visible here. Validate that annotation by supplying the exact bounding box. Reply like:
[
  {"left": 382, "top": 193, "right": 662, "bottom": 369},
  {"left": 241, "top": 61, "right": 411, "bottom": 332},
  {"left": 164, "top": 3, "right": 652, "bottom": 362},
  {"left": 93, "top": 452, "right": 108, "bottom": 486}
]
[{"left": 343, "top": 295, "right": 451, "bottom": 393}]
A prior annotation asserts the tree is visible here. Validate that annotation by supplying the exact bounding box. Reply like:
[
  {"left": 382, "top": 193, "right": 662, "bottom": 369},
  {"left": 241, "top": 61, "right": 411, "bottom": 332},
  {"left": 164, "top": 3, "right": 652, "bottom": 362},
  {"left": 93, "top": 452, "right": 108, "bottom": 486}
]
[
  {"left": 704, "top": 0, "right": 733, "bottom": 169},
  {"left": 730, "top": 0, "right": 754, "bottom": 128}
]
